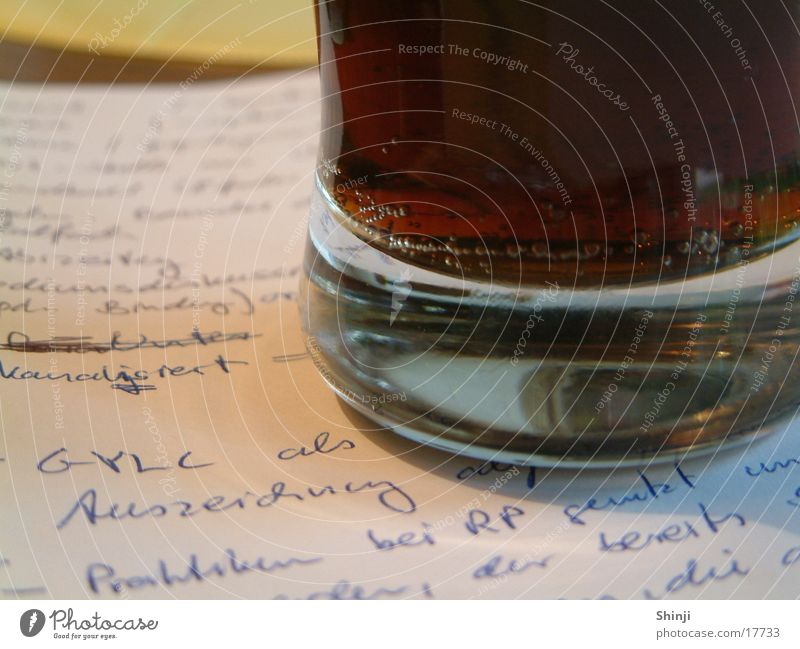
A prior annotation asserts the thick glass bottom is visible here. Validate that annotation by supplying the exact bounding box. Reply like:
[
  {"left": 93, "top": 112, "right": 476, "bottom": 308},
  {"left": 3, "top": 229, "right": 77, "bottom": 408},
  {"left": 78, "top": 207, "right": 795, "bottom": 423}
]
[{"left": 299, "top": 189, "right": 800, "bottom": 467}]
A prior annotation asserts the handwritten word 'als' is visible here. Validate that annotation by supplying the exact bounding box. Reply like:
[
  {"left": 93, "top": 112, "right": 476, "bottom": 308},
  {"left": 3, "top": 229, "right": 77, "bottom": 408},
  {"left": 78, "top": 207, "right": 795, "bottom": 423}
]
[{"left": 277, "top": 431, "right": 355, "bottom": 460}]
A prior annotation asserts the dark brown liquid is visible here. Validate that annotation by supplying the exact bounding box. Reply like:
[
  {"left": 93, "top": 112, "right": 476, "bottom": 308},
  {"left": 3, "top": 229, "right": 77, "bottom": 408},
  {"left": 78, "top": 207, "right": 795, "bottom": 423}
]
[{"left": 315, "top": 0, "right": 800, "bottom": 285}]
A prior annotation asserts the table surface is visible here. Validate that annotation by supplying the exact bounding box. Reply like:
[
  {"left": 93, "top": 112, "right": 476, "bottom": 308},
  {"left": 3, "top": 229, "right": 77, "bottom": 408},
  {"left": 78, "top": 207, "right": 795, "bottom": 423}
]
[
  {"left": 0, "top": 0, "right": 316, "bottom": 72},
  {"left": 0, "top": 37, "right": 281, "bottom": 83}
]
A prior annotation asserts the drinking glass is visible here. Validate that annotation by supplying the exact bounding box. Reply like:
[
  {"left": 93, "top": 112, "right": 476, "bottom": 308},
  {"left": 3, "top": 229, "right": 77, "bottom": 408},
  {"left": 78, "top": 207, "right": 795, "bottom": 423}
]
[{"left": 300, "top": 0, "right": 800, "bottom": 466}]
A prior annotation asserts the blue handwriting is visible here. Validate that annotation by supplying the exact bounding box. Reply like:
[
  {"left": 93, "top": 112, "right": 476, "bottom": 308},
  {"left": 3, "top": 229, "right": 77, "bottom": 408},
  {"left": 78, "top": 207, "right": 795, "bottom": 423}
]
[{"left": 57, "top": 478, "right": 416, "bottom": 529}]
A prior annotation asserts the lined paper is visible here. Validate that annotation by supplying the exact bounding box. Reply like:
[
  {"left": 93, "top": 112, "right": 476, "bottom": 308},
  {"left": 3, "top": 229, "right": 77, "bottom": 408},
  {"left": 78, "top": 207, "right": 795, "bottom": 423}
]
[{"left": 1, "top": 71, "right": 799, "bottom": 600}]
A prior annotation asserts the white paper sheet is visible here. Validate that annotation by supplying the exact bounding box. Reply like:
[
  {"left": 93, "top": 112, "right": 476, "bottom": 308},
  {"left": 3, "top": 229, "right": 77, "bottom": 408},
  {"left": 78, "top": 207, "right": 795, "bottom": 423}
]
[{"left": 1, "top": 70, "right": 799, "bottom": 600}]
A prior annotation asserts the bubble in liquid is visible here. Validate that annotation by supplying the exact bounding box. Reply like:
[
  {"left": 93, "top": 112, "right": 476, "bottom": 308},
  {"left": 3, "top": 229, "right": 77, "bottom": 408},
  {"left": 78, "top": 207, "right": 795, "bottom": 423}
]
[
  {"left": 728, "top": 221, "right": 744, "bottom": 237},
  {"left": 702, "top": 231, "right": 720, "bottom": 253}
]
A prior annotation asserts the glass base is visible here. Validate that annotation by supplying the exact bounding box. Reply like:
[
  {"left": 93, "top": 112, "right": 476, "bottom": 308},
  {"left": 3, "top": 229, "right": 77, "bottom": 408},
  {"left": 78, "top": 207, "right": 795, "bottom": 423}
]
[{"left": 299, "top": 186, "right": 800, "bottom": 467}]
